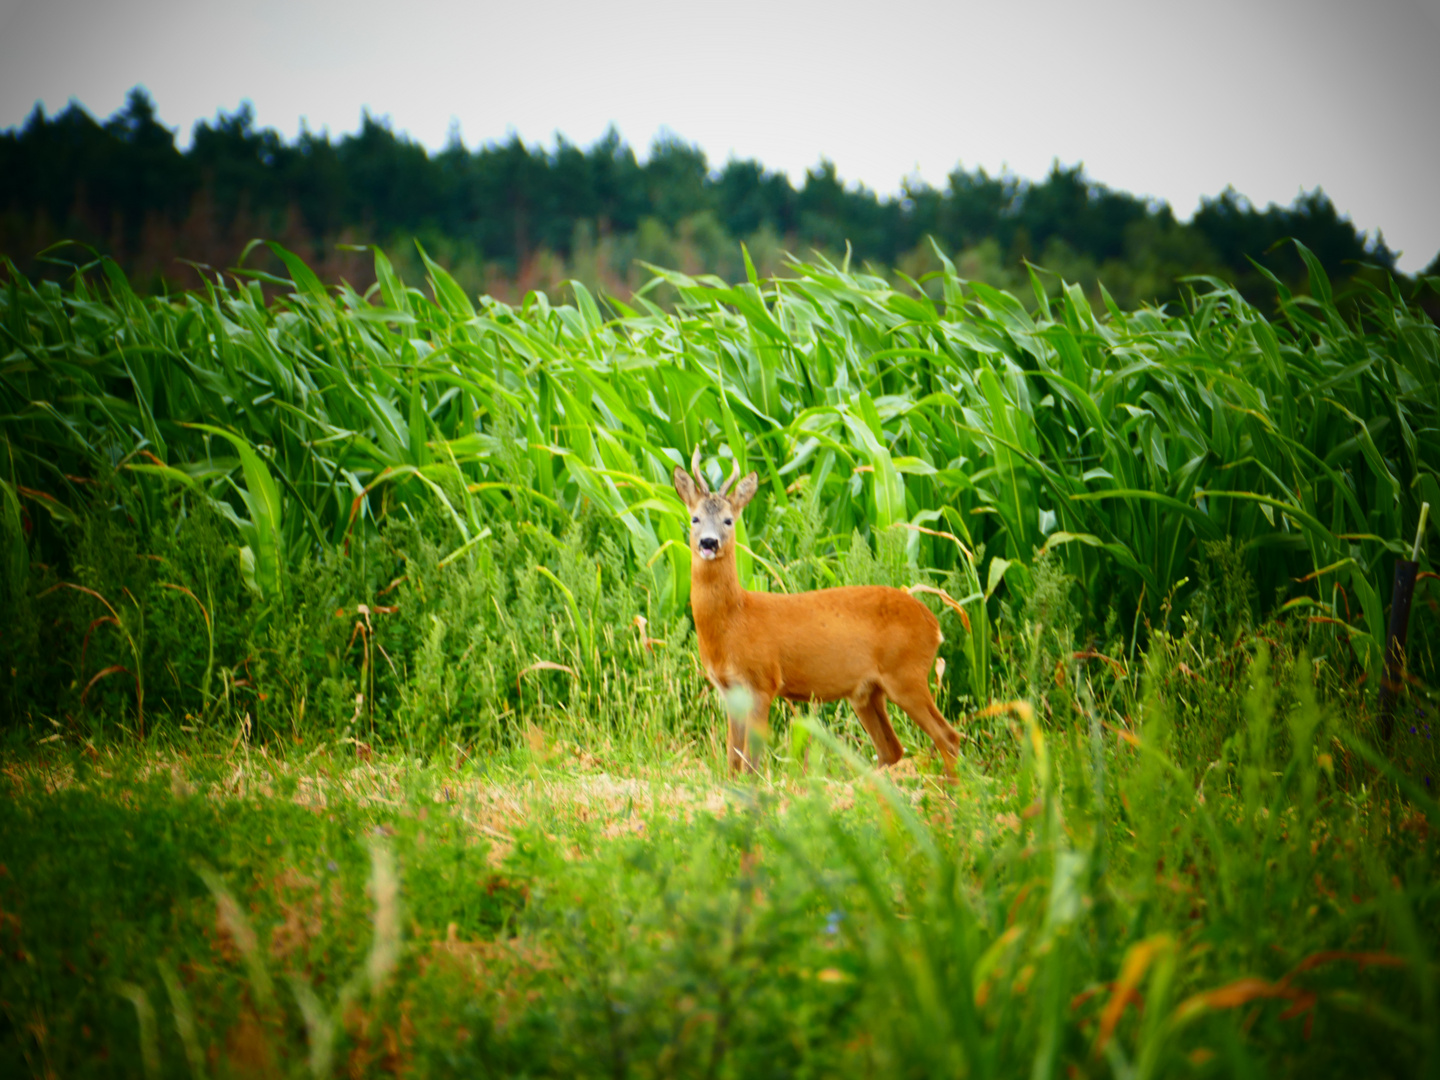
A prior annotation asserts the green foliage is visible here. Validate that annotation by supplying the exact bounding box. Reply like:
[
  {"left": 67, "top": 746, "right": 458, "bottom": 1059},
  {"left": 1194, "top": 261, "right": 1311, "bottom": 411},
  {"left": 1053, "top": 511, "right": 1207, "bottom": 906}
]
[
  {"left": 1, "top": 202, "right": 1436, "bottom": 1080},
  {"left": 1, "top": 645, "right": 1437, "bottom": 1076},
  {"left": 1191, "top": 537, "right": 1258, "bottom": 645},
  {"left": 0, "top": 242, "right": 1436, "bottom": 747}
]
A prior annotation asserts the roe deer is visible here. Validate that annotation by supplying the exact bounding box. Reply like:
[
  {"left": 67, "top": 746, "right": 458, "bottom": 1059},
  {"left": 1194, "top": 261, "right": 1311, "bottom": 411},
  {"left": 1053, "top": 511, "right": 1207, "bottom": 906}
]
[{"left": 673, "top": 450, "right": 961, "bottom": 774}]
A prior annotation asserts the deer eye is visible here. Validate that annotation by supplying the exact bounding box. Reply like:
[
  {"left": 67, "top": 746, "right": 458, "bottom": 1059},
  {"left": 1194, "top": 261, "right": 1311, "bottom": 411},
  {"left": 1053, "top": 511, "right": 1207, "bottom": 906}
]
[
  {"left": 724, "top": 518, "right": 733, "bottom": 526},
  {"left": 691, "top": 516, "right": 699, "bottom": 524}
]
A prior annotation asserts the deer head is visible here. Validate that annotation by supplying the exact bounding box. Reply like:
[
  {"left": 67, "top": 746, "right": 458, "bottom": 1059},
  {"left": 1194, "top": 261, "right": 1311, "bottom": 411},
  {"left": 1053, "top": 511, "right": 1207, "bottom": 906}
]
[{"left": 672, "top": 448, "right": 758, "bottom": 561}]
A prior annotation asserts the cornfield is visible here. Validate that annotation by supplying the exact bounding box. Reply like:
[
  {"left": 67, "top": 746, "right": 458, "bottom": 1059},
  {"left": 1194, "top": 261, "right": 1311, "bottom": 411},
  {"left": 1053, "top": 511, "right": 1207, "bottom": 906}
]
[
  {"left": 3, "top": 241, "right": 1435, "bottom": 726},
  {"left": 2, "top": 241, "right": 1439, "bottom": 1079}
]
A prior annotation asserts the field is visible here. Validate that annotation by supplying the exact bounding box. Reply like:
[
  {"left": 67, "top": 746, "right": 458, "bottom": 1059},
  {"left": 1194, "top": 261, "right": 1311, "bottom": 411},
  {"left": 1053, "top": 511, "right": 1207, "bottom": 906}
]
[{"left": 1, "top": 241, "right": 1438, "bottom": 1076}]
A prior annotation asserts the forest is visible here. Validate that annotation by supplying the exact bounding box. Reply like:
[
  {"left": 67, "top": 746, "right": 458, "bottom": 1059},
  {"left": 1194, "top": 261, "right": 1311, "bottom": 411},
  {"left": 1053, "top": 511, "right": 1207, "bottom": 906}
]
[{"left": 0, "top": 87, "right": 1421, "bottom": 307}]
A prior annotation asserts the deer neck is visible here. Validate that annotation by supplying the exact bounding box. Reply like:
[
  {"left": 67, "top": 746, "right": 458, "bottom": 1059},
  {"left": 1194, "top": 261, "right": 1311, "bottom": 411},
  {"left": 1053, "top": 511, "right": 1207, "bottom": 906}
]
[{"left": 690, "top": 547, "right": 746, "bottom": 631}]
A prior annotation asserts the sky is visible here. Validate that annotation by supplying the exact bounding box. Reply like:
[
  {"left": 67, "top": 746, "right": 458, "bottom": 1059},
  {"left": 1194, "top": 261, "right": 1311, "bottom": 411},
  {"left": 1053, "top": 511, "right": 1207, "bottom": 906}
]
[{"left": 1, "top": 0, "right": 1437, "bottom": 272}]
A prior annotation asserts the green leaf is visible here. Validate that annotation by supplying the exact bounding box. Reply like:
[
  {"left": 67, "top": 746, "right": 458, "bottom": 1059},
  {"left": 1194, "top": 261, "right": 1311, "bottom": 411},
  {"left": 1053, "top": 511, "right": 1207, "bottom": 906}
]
[
  {"left": 569, "top": 279, "right": 604, "bottom": 336},
  {"left": 266, "top": 242, "right": 327, "bottom": 301},
  {"left": 978, "top": 366, "right": 1035, "bottom": 557},
  {"left": 0, "top": 478, "right": 29, "bottom": 603},
  {"left": 1292, "top": 239, "right": 1333, "bottom": 308},
  {"left": 1038, "top": 530, "right": 1157, "bottom": 593},
  {"left": 407, "top": 379, "right": 431, "bottom": 467},
  {"left": 985, "top": 556, "right": 1013, "bottom": 600},
  {"left": 841, "top": 407, "right": 905, "bottom": 529},
  {"left": 185, "top": 423, "right": 285, "bottom": 598},
  {"left": 373, "top": 247, "right": 411, "bottom": 314},
  {"left": 417, "top": 241, "right": 476, "bottom": 319}
]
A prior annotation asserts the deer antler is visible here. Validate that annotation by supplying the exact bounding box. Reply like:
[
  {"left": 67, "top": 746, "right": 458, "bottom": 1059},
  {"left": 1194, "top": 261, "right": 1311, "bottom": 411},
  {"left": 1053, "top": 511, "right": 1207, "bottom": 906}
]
[
  {"left": 690, "top": 446, "right": 710, "bottom": 494},
  {"left": 718, "top": 459, "right": 742, "bottom": 497}
]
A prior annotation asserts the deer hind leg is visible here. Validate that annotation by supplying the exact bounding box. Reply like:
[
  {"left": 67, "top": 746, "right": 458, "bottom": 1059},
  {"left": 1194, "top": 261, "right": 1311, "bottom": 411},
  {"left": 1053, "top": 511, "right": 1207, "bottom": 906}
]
[
  {"left": 883, "top": 676, "right": 961, "bottom": 774},
  {"left": 850, "top": 685, "right": 904, "bottom": 766}
]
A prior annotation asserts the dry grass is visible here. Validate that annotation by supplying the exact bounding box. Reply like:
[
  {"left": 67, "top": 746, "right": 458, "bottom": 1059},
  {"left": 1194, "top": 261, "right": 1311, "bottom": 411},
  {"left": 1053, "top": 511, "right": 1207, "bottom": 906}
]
[{"left": 0, "top": 738, "right": 950, "bottom": 866}]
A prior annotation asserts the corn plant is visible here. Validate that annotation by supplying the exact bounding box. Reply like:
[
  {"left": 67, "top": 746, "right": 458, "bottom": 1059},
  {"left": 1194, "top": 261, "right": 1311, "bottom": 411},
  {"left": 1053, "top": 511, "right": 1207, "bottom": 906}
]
[{"left": 1, "top": 241, "right": 1435, "bottom": 727}]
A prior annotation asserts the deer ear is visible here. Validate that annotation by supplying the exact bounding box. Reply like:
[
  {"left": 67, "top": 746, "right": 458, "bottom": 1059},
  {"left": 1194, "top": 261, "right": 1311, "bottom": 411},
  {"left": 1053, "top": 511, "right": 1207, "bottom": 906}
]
[
  {"left": 729, "top": 472, "right": 760, "bottom": 512},
  {"left": 672, "top": 465, "right": 699, "bottom": 509}
]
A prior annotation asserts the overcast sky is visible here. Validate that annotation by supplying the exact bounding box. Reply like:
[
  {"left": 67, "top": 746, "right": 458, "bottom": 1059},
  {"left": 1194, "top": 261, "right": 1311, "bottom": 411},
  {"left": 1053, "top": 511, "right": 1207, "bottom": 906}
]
[{"left": 1, "top": 0, "right": 1437, "bottom": 271}]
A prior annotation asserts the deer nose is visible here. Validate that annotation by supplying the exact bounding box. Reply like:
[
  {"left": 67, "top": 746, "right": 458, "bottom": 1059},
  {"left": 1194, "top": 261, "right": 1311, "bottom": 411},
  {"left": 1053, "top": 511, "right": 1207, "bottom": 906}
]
[{"left": 699, "top": 536, "right": 719, "bottom": 553}]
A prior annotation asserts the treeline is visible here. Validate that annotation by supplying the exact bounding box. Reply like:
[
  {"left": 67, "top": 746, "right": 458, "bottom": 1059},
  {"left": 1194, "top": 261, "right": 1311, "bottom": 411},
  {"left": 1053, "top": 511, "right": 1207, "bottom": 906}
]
[{"left": 0, "top": 87, "right": 1418, "bottom": 306}]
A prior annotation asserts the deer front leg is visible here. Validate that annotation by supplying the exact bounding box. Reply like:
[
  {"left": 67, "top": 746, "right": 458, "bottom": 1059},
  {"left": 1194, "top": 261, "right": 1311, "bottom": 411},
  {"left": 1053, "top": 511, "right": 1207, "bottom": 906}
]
[{"left": 720, "top": 683, "right": 773, "bottom": 774}]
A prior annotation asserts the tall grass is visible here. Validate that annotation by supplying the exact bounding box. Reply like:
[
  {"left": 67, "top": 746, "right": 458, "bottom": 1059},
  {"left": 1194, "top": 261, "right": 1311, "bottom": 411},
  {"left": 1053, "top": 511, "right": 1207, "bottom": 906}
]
[
  {"left": 3, "top": 239, "right": 1438, "bottom": 1078},
  {"left": 0, "top": 241, "right": 1435, "bottom": 739},
  {"left": 1, "top": 645, "right": 1436, "bottom": 1077}
]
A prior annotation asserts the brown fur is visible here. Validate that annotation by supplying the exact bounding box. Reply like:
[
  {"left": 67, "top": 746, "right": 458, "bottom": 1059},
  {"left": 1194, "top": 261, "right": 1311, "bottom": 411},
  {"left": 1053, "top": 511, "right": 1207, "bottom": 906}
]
[{"left": 674, "top": 461, "right": 961, "bottom": 774}]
